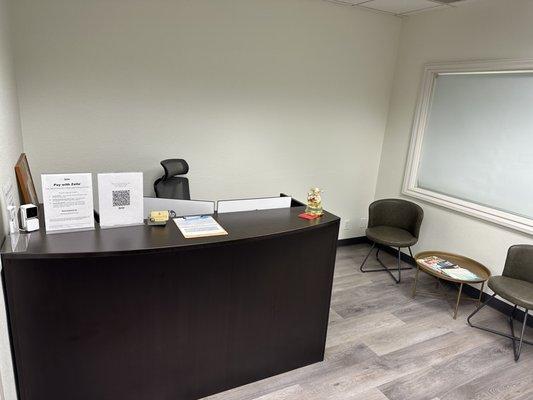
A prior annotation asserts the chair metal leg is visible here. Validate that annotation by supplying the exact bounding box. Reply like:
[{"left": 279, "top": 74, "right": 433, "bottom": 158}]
[
  {"left": 512, "top": 309, "right": 529, "bottom": 362},
  {"left": 359, "top": 242, "right": 376, "bottom": 272},
  {"left": 468, "top": 293, "right": 533, "bottom": 362},
  {"left": 360, "top": 242, "right": 411, "bottom": 284},
  {"left": 510, "top": 305, "right": 518, "bottom": 324},
  {"left": 468, "top": 292, "right": 496, "bottom": 326},
  {"left": 397, "top": 247, "right": 402, "bottom": 284},
  {"left": 408, "top": 247, "right": 414, "bottom": 260}
]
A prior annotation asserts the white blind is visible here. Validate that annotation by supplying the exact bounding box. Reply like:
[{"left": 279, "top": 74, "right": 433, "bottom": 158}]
[{"left": 417, "top": 72, "right": 533, "bottom": 220}]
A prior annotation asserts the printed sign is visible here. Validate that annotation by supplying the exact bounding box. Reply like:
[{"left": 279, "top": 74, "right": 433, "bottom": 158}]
[
  {"left": 97, "top": 172, "right": 143, "bottom": 228},
  {"left": 41, "top": 173, "right": 95, "bottom": 233}
]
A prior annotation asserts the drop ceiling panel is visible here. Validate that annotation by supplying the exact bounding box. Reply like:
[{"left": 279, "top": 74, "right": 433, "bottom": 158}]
[
  {"left": 360, "top": 0, "right": 442, "bottom": 14},
  {"left": 326, "top": 0, "right": 367, "bottom": 4},
  {"left": 329, "top": 0, "right": 369, "bottom": 4}
]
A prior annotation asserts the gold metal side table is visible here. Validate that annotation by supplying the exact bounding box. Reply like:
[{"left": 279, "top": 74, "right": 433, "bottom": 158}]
[{"left": 413, "top": 251, "right": 491, "bottom": 319}]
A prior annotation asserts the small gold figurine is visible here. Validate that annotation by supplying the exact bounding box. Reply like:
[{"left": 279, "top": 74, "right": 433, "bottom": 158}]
[{"left": 305, "top": 187, "right": 323, "bottom": 216}]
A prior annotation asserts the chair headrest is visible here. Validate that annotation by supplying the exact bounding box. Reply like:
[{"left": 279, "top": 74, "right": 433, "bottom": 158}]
[{"left": 161, "top": 159, "right": 189, "bottom": 180}]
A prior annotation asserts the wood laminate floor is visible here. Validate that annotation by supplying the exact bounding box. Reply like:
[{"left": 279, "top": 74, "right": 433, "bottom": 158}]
[{"left": 203, "top": 244, "right": 533, "bottom": 400}]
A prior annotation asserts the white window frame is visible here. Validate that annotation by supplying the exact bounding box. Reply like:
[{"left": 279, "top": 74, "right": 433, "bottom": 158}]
[{"left": 403, "top": 59, "right": 533, "bottom": 236}]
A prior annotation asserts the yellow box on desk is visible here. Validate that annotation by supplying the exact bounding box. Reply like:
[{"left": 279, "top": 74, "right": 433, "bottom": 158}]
[{"left": 148, "top": 210, "right": 169, "bottom": 226}]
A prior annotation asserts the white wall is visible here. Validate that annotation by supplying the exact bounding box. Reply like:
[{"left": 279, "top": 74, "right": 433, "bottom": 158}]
[
  {"left": 11, "top": 0, "right": 401, "bottom": 239},
  {"left": 0, "top": 0, "right": 22, "bottom": 239},
  {"left": 0, "top": 0, "right": 23, "bottom": 398},
  {"left": 375, "top": 0, "right": 533, "bottom": 277},
  {"left": 9, "top": 0, "right": 533, "bottom": 281}
]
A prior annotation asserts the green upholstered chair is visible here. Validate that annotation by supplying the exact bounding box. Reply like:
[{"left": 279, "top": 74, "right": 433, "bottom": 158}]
[
  {"left": 468, "top": 245, "right": 533, "bottom": 361},
  {"left": 359, "top": 198, "right": 424, "bottom": 284}
]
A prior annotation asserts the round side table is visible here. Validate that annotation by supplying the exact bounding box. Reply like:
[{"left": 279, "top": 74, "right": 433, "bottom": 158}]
[{"left": 413, "top": 251, "right": 491, "bottom": 319}]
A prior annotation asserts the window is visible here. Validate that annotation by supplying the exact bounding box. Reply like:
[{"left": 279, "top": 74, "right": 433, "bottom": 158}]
[{"left": 403, "top": 59, "right": 533, "bottom": 235}]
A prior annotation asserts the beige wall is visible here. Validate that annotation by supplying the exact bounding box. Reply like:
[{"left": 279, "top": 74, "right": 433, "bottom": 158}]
[
  {"left": 375, "top": 0, "right": 533, "bottom": 277},
  {"left": 0, "top": 0, "right": 22, "bottom": 239},
  {"left": 11, "top": 0, "right": 401, "bottom": 239},
  {"left": 8, "top": 0, "right": 533, "bottom": 286},
  {"left": 0, "top": 0, "right": 22, "bottom": 398}
]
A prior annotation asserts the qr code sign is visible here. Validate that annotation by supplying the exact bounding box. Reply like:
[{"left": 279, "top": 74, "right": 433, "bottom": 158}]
[{"left": 112, "top": 190, "right": 131, "bottom": 207}]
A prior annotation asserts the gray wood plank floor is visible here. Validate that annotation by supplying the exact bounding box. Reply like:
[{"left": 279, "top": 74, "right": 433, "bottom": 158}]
[{"left": 203, "top": 244, "right": 533, "bottom": 400}]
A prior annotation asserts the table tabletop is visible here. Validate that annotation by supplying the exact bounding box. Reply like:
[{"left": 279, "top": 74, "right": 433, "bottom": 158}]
[{"left": 415, "top": 250, "right": 491, "bottom": 284}]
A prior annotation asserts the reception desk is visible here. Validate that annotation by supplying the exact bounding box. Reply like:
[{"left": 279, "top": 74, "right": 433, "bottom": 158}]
[{"left": 1, "top": 204, "right": 340, "bottom": 400}]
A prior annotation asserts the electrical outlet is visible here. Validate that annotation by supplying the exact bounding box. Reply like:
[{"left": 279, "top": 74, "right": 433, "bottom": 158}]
[
  {"left": 342, "top": 219, "right": 351, "bottom": 230},
  {"left": 360, "top": 217, "right": 368, "bottom": 228}
]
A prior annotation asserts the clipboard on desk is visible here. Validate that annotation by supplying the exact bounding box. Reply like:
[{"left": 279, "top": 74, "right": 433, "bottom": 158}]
[{"left": 173, "top": 215, "right": 228, "bottom": 238}]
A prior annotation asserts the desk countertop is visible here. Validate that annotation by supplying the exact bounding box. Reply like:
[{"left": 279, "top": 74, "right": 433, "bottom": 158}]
[{"left": 1, "top": 206, "right": 339, "bottom": 259}]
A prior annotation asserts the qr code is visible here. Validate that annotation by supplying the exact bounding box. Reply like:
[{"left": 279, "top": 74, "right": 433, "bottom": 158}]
[{"left": 112, "top": 190, "right": 130, "bottom": 207}]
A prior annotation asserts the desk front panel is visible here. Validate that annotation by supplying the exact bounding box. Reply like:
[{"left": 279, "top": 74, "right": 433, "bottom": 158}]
[{"left": 3, "top": 220, "right": 339, "bottom": 400}]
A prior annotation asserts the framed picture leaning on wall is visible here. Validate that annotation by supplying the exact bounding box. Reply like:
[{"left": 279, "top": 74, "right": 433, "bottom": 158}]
[{"left": 14, "top": 153, "right": 38, "bottom": 205}]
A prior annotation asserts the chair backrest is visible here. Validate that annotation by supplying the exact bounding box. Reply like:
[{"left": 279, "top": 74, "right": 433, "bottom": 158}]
[
  {"left": 154, "top": 159, "right": 191, "bottom": 200},
  {"left": 503, "top": 245, "right": 533, "bottom": 284},
  {"left": 368, "top": 198, "right": 424, "bottom": 238}
]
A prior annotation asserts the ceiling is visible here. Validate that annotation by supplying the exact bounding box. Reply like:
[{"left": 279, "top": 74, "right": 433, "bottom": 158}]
[{"left": 324, "top": 0, "right": 467, "bottom": 16}]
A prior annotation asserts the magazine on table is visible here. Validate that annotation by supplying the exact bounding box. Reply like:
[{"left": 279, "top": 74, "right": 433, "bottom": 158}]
[{"left": 417, "top": 256, "right": 480, "bottom": 281}]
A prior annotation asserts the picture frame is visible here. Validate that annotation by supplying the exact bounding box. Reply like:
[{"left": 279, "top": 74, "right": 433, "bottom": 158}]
[{"left": 14, "top": 153, "right": 38, "bottom": 205}]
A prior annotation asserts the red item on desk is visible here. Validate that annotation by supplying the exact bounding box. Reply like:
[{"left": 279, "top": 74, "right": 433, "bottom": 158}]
[{"left": 299, "top": 212, "right": 321, "bottom": 220}]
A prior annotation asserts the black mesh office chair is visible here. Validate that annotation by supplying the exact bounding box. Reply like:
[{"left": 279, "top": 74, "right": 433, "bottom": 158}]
[
  {"left": 154, "top": 159, "right": 190, "bottom": 200},
  {"left": 468, "top": 245, "right": 533, "bottom": 361},
  {"left": 359, "top": 198, "right": 424, "bottom": 284}
]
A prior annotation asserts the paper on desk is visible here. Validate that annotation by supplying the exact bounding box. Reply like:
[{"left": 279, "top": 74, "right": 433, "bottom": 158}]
[
  {"left": 41, "top": 173, "right": 95, "bottom": 233},
  {"left": 173, "top": 216, "right": 228, "bottom": 238},
  {"left": 98, "top": 172, "right": 143, "bottom": 228}
]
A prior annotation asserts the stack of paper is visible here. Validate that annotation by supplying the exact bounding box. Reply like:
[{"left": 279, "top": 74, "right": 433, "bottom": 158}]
[{"left": 173, "top": 216, "right": 228, "bottom": 238}]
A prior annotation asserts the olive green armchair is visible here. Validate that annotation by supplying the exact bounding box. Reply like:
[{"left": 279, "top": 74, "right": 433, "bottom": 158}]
[
  {"left": 359, "top": 198, "right": 424, "bottom": 284},
  {"left": 468, "top": 244, "right": 533, "bottom": 361}
]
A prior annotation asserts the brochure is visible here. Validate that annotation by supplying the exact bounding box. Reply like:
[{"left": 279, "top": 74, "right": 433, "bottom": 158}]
[{"left": 441, "top": 267, "right": 480, "bottom": 281}]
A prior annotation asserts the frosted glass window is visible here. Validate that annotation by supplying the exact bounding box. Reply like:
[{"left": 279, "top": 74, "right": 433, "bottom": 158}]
[{"left": 417, "top": 72, "right": 533, "bottom": 220}]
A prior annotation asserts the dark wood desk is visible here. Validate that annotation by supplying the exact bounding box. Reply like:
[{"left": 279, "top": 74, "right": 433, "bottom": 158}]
[{"left": 1, "top": 205, "right": 340, "bottom": 400}]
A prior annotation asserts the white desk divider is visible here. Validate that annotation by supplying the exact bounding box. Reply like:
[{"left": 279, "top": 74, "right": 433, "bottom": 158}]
[
  {"left": 217, "top": 196, "right": 292, "bottom": 214},
  {"left": 143, "top": 197, "right": 215, "bottom": 218}
]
